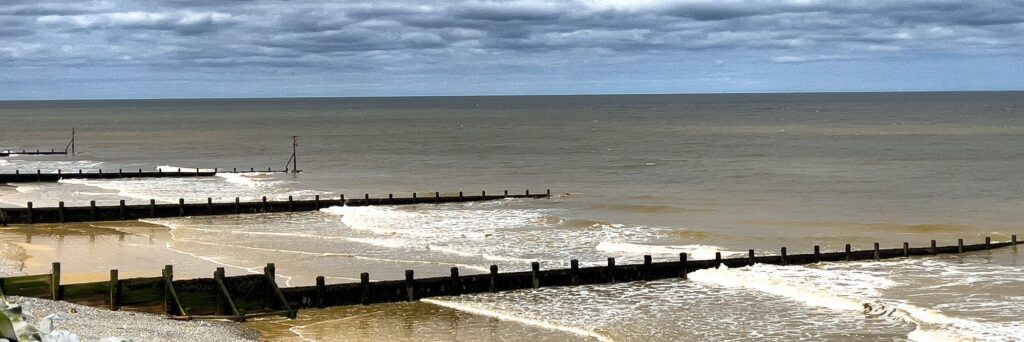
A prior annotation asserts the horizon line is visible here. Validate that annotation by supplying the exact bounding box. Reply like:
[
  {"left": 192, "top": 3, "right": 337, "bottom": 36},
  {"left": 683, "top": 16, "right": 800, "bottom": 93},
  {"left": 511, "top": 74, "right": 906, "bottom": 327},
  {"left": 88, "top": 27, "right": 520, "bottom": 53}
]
[{"left": 1, "top": 89, "right": 1021, "bottom": 103}]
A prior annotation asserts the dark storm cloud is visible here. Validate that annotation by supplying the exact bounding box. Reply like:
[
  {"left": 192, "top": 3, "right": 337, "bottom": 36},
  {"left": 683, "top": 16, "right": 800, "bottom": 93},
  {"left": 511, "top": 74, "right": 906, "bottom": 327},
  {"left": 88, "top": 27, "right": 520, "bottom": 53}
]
[{"left": 2, "top": 0, "right": 1022, "bottom": 76}]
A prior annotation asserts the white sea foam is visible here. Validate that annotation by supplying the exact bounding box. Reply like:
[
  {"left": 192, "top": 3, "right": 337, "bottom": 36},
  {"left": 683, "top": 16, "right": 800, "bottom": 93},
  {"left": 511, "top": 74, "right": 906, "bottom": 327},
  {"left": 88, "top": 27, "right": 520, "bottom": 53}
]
[
  {"left": 594, "top": 241, "right": 740, "bottom": 260},
  {"left": 423, "top": 299, "right": 616, "bottom": 342},
  {"left": 689, "top": 263, "right": 1022, "bottom": 341}
]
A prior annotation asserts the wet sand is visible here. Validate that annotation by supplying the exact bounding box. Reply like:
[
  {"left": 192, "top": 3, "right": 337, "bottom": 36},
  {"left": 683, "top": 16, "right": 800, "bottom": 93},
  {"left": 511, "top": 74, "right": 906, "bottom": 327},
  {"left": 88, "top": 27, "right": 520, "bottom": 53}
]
[{"left": 0, "top": 221, "right": 243, "bottom": 281}]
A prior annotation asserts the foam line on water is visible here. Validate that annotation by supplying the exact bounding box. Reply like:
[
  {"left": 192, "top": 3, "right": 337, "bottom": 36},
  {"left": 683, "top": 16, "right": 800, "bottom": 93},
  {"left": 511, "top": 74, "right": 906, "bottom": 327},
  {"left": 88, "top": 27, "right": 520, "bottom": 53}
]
[
  {"left": 423, "top": 298, "right": 615, "bottom": 342},
  {"left": 689, "top": 264, "right": 1020, "bottom": 341},
  {"left": 594, "top": 241, "right": 741, "bottom": 260},
  {"left": 289, "top": 311, "right": 385, "bottom": 342}
]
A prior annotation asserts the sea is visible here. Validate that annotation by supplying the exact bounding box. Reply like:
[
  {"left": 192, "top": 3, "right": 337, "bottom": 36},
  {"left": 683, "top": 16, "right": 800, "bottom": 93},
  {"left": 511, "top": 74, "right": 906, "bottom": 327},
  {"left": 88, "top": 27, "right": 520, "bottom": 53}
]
[{"left": 1, "top": 92, "right": 1022, "bottom": 341}]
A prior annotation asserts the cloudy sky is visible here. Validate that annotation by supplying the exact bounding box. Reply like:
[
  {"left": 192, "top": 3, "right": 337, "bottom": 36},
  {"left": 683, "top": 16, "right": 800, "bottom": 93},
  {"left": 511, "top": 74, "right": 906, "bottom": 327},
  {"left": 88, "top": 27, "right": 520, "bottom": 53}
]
[{"left": 1, "top": 0, "right": 1022, "bottom": 100}]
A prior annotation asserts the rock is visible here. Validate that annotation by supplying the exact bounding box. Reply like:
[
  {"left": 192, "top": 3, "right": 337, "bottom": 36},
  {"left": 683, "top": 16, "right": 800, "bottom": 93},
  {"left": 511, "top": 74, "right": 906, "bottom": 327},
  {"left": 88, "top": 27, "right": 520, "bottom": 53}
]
[
  {"left": 40, "top": 314, "right": 65, "bottom": 334},
  {"left": 41, "top": 329, "right": 79, "bottom": 342},
  {"left": 98, "top": 337, "right": 132, "bottom": 342}
]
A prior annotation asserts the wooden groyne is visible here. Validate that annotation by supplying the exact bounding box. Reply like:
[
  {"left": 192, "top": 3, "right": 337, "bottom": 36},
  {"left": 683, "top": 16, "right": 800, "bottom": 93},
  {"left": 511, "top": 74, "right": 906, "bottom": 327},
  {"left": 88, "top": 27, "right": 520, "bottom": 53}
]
[
  {"left": 0, "top": 190, "right": 551, "bottom": 225},
  {"left": 0, "top": 167, "right": 294, "bottom": 183},
  {"left": 0, "top": 237, "right": 1017, "bottom": 322},
  {"left": 2, "top": 149, "right": 68, "bottom": 156}
]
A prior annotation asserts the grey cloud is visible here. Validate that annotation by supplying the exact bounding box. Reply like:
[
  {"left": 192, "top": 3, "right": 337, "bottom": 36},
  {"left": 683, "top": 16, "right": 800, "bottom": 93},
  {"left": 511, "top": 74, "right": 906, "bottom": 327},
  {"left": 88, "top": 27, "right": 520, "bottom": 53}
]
[{"left": 1, "top": 0, "right": 1022, "bottom": 74}]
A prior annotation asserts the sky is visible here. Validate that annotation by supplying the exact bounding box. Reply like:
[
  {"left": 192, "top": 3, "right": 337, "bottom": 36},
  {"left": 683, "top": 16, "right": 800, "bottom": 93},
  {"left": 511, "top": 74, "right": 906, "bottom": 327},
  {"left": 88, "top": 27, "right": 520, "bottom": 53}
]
[{"left": 0, "top": 0, "right": 1022, "bottom": 100}]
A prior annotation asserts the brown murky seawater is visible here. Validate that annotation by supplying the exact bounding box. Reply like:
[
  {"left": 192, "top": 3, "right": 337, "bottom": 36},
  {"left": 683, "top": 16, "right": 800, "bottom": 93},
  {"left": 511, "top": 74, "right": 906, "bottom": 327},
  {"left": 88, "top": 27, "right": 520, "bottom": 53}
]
[{"left": 2, "top": 93, "right": 1023, "bottom": 341}]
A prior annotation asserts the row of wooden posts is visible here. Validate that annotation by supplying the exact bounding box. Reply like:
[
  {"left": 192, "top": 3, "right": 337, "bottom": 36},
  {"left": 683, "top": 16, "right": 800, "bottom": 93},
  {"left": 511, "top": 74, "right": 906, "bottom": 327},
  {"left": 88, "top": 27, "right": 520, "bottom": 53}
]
[
  {"left": 0, "top": 236, "right": 1017, "bottom": 322},
  {"left": 0, "top": 167, "right": 294, "bottom": 183},
  {"left": 0, "top": 190, "right": 552, "bottom": 225}
]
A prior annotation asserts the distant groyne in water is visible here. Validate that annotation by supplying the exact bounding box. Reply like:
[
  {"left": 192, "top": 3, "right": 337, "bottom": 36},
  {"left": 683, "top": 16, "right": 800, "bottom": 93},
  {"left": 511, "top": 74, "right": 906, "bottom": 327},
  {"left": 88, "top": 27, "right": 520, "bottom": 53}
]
[
  {"left": 0, "top": 167, "right": 294, "bottom": 183},
  {"left": 0, "top": 190, "right": 551, "bottom": 225},
  {"left": 0, "top": 236, "right": 1017, "bottom": 322}
]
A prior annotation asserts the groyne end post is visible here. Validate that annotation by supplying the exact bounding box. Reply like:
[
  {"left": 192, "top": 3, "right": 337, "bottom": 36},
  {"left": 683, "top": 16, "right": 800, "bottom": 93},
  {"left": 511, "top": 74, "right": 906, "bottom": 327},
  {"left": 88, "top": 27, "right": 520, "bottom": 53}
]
[
  {"left": 450, "top": 267, "right": 461, "bottom": 296},
  {"left": 679, "top": 253, "right": 688, "bottom": 278},
  {"left": 643, "top": 255, "right": 652, "bottom": 280},
  {"left": 531, "top": 262, "right": 540, "bottom": 289},
  {"left": 748, "top": 249, "right": 755, "bottom": 266},
  {"left": 315, "top": 276, "right": 326, "bottom": 308},
  {"left": 607, "top": 257, "right": 616, "bottom": 283},
  {"left": 360, "top": 272, "right": 370, "bottom": 305},
  {"left": 570, "top": 260, "right": 580, "bottom": 285},
  {"left": 405, "top": 270, "right": 415, "bottom": 302},
  {"left": 489, "top": 265, "right": 498, "bottom": 293},
  {"left": 51, "top": 262, "right": 61, "bottom": 300},
  {"left": 109, "top": 269, "right": 119, "bottom": 311}
]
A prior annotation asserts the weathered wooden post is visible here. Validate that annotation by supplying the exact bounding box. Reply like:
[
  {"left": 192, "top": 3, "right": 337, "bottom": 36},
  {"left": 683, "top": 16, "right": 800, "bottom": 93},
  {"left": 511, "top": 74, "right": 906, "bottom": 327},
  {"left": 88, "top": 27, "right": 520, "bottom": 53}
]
[
  {"left": 412, "top": 193, "right": 417, "bottom": 203},
  {"left": 814, "top": 245, "right": 821, "bottom": 263},
  {"left": 36, "top": 169, "right": 41, "bottom": 182},
  {"left": 547, "top": 189, "right": 551, "bottom": 197},
  {"left": 643, "top": 255, "right": 652, "bottom": 280},
  {"left": 26, "top": 202, "right": 33, "bottom": 224},
  {"left": 459, "top": 192, "right": 464, "bottom": 201},
  {"left": 845, "top": 244, "right": 851, "bottom": 261},
  {"left": 118, "top": 169, "right": 123, "bottom": 177},
  {"left": 985, "top": 237, "right": 991, "bottom": 250},
  {"left": 1013, "top": 235, "right": 1018, "bottom": 244},
  {"left": 262, "top": 196, "right": 268, "bottom": 213},
  {"left": 482, "top": 190, "right": 486, "bottom": 198},
  {"left": 149, "top": 199, "right": 157, "bottom": 218},
  {"left": 531, "top": 262, "right": 540, "bottom": 289},
  {"left": 58, "top": 201, "right": 65, "bottom": 223},
  {"left": 315, "top": 195, "right": 321, "bottom": 209},
  {"left": 450, "top": 267, "right": 461, "bottom": 296},
  {"left": 715, "top": 252, "right": 722, "bottom": 267},
  {"left": 162, "top": 265, "right": 178, "bottom": 316},
  {"left": 340, "top": 194, "right": 345, "bottom": 206},
  {"left": 958, "top": 238, "right": 964, "bottom": 253},
  {"left": 489, "top": 265, "right": 498, "bottom": 293},
  {"left": 388, "top": 194, "right": 393, "bottom": 204},
  {"left": 405, "top": 270, "right": 416, "bottom": 302},
  {"left": 210, "top": 266, "right": 223, "bottom": 315},
  {"left": 119, "top": 200, "right": 126, "bottom": 220},
  {"left": 780, "top": 247, "right": 787, "bottom": 265},
  {"left": 51, "top": 262, "right": 61, "bottom": 300},
  {"left": 177, "top": 168, "right": 181, "bottom": 176},
  {"left": 178, "top": 198, "right": 186, "bottom": 217},
  {"left": 235, "top": 197, "right": 241, "bottom": 214},
  {"left": 138, "top": 169, "right": 143, "bottom": 177},
  {"left": 903, "top": 242, "right": 910, "bottom": 257},
  {"left": 931, "top": 240, "right": 937, "bottom": 255},
  {"left": 315, "top": 276, "right": 326, "bottom": 308},
  {"left": 364, "top": 194, "right": 369, "bottom": 203},
  {"left": 570, "top": 260, "right": 580, "bottom": 285},
  {"left": 504, "top": 190, "right": 508, "bottom": 197},
  {"left": 360, "top": 272, "right": 371, "bottom": 305},
  {"left": 90, "top": 201, "right": 97, "bottom": 221},
  {"left": 526, "top": 190, "right": 530, "bottom": 196},
  {"left": 873, "top": 242, "right": 880, "bottom": 260},
  {"left": 288, "top": 196, "right": 294, "bottom": 211},
  {"left": 748, "top": 249, "right": 755, "bottom": 266},
  {"left": 679, "top": 253, "right": 688, "bottom": 278},
  {"left": 109, "top": 269, "right": 119, "bottom": 311},
  {"left": 607, "top": 257, "right": 616, "bottom": 283},
  {"left": 435, "top": 192, "right": 440, "bottom": 203},
  {"left": 207, "top": 197, "right": 214, "bottom": 215}
]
